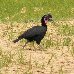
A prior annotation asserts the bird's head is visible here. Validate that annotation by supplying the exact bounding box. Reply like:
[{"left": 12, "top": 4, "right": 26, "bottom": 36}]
[{"left": 41, "top": 13, "right": 53, "bottom": 26}]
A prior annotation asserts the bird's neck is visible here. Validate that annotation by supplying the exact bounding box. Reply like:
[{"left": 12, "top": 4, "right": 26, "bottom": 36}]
[{"left": 41, "top": 22, "right": 47, "bottom": 27}]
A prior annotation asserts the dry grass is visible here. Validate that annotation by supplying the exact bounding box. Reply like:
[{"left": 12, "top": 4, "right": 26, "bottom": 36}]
[{"left": 0, "top": 20, "right": 74, "bottom": 74}]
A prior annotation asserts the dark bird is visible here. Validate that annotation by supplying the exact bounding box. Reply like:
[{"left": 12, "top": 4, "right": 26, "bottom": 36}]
[{"left": 13, "top": 14, "right": 53, "bottom": 48}]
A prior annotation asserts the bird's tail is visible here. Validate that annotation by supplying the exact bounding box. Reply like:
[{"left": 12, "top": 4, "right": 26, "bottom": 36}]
[
  {"left": 13, "top": 38, "right": 19, "bottom": 43},
  {"left": 13, "top": 36, "right": 22, "bottom": 43}
]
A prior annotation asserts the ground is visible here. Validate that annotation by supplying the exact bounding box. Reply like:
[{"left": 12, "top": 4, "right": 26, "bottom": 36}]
[{"left": 0, "top": 20, "right": 74, "bottom": 74}]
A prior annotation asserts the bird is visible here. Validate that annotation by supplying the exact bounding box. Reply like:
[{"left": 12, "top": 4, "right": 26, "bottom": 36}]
[{"left": 13, "top": 14, "right": 53, "bottom": 48}]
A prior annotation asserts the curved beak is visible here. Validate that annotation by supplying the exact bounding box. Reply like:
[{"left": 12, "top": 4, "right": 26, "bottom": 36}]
[{"left": 48, "top": 18, "right": 53, "bottom": 21}]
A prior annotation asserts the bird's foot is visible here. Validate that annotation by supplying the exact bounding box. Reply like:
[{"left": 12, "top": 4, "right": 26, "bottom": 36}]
[{"left": 22, "top": 45, "right": 26, "bottom": 49}]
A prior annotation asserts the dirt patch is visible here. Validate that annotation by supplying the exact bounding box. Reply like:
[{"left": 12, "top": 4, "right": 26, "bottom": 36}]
[{"left": 0, "top": 20, "right": 74, "bottom": 74}]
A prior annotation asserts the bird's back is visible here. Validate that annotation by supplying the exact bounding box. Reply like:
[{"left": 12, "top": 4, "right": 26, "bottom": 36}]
[
  {"left": 23, "top": 26, "right": 46, "bottom": 37},
  {"left": 19, "top": 26, "right": 47, "bottom": 43}
]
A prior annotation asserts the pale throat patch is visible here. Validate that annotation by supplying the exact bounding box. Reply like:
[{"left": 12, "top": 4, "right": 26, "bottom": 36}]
[{"left": 45, "top": 20, "right": 48, "bottom": 24}]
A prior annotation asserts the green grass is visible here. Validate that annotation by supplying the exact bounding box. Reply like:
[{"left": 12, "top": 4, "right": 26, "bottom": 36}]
[
  {"left": 63, "top": 37, "right": 71, "bottom": 46},
  {"left": 0, "top": 0, "right": 74, "bottom": 22},
  {"left": 18, "top": 49, "right": 26, "bottom": 65},
  {"left": 0, "top": 49, "right": 12, "bottom": 68},
  {"left": 58, "top": 24, "right": 74, "bottom": 36}
]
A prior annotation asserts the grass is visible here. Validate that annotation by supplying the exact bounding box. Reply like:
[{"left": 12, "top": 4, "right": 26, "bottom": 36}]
[
  {"left": 0, "top": 0, "right": 74, "bottom": 22},
  {"left": 0, "top": 49, "right": 12, "bottom": 68},
  {"left": 58, "top": 24, "right": 74, "bottom": 36},
  {"left": 63, "top": 37, "right": 71, "bottom": 46},
  {"left": 59, "top": 66, "right": 63, "bottom": 74},
  {"left": 18, "top": 49, "right": 26, "bottom": 65},
  {"left": 0, "top": 0, "right": 74, "bottom": 74}
]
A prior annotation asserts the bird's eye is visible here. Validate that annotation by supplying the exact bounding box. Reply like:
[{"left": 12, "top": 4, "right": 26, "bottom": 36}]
[{"left": 44, "top": 18, "right": 47, "bottom": 21}]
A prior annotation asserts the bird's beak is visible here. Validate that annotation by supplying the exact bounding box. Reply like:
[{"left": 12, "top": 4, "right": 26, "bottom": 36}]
[{"left": 48, "top": 18, "right": 53, "bottom": 21}]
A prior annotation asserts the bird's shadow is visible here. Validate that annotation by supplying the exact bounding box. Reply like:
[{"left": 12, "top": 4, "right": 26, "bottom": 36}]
[{"left": 21, "top": 43, "right": 45, "bottom": 52}]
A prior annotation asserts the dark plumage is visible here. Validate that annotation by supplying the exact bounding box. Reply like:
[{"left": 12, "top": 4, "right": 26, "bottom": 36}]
[{"left": 13, "top": 14, "right": 53, "bottom": 47}]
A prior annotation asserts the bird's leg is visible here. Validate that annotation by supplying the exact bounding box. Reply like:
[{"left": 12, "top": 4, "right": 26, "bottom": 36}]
[
  {"left": 31, "top": 42, "right": 37, "bottom": 51},
  {"left": 38, "top": 44, "right": 45, "bottom": 51},
  {"left": 23, "top": 41, "right": 29, "bottom": 48},
  {"left": 38, "top": 44, "right": 43, "bottom": 49}
]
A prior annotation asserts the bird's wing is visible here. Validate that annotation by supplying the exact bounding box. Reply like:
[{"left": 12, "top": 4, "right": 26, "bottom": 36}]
[{"left": 21, "top": 26, "right": 46, "bottom": 38}]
